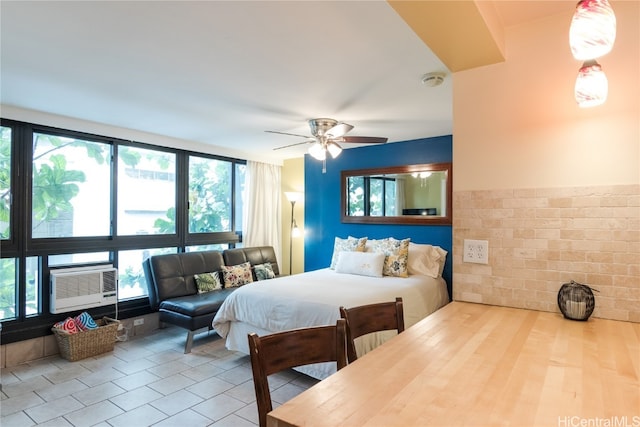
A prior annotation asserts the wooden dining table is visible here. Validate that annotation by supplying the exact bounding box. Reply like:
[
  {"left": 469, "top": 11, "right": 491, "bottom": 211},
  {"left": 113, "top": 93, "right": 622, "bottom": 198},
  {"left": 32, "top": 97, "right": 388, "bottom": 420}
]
[{"left": 267, "top": 301, "right": 640, "bottom": 427}]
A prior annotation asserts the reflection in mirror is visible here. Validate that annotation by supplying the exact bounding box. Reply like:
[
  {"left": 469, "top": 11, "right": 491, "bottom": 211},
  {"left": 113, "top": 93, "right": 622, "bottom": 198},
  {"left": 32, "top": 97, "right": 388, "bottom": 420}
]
[{"left": 341, "top": 163, "right": 452, "bottom": 225}]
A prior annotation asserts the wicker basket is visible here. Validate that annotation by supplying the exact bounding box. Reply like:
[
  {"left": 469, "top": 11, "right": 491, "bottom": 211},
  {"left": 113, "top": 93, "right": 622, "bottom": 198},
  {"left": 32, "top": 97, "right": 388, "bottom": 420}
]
[{"left": 52, "top": 317, "right": 120, "bottom": 361}]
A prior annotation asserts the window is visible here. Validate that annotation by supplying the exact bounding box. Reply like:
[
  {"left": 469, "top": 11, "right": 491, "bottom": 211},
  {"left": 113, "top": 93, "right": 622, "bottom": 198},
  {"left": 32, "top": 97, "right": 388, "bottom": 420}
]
[
  {"left": 118, "top": 248, "right": 176, "bottom": 300},
  {"left": 25, "top": 257, "right": 39, "bottom": 316},
  {"left": 1, "top": 118, "right": 246, "bottom": 344},
  {"left": 49, "top": 252, "right": 111, "bottom": 267},
  {"left": 32, "top": 133, "right": 111, "bottom": 238},
  {"left": 0, "top": 258, "right": 16, "bottom": 320},
  {"left": 188, "top": 155, "right": 232, "bottom": 233},
  {"left": 0, "top": 126, "right": 11, "bottom": 240},
  {"left": 234, "top": 163, "right": 246, "bottom": 236},
  {"left": 118, "top": 146, "right": 176, "bottom": 236},
  {"left": 0, "top": 257, "right": 39, "bottom": 320}
]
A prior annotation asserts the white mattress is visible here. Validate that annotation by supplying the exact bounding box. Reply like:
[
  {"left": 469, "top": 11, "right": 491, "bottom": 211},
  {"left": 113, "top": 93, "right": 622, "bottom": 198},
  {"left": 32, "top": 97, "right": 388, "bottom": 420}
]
[{"left": 212, "top": 268, "right": 449, "bottom": 379}]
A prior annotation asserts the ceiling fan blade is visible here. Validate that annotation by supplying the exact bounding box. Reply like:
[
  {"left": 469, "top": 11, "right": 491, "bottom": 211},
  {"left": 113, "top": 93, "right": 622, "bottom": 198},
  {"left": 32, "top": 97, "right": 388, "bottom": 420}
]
[
  {"left": 273, "top": 140, "right": 315, "bottom": 150},
  {"left": 265, "top": 130, "right": 311, "bottom": 139},
  {"left": 338, "top": 136, "right": 388, "bottom": 144},
  {"left": 326, "top": 122, "right": 354, "bottom": 138}
]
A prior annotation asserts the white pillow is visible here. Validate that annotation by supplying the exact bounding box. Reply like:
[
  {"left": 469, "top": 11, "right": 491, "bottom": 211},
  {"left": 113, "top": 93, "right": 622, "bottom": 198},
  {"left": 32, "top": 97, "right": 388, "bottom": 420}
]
[
  {"left": 335, "top": 251, "right": 385, "bottom": 278},
  {"left": 408, "top": 242, "right": 448, "bottom": 278},
  {"left": 329, "top": 236, "right": 368, "bottom": 269}
]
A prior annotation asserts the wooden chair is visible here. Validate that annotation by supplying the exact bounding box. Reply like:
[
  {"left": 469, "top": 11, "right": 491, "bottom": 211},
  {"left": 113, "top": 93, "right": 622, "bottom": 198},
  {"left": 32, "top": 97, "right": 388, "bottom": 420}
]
[
  {"left": 248, "top": 319, "right": 347, "bottom": 427},
  {"left": 339, "top": 297, "right": 404, "bottom": 363}
]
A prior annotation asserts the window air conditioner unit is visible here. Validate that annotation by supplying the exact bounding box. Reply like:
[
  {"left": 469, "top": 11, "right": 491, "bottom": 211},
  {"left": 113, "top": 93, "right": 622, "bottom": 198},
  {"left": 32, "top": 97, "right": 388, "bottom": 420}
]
[{"left": 50, "top": 265, "right": 118, "bottom": 314}]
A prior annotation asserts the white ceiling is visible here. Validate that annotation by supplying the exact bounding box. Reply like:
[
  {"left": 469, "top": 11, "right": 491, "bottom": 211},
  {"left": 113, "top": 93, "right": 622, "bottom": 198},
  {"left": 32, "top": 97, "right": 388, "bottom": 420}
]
[{"left": 0, "top": 1, "right": 574, "bottom": 163}]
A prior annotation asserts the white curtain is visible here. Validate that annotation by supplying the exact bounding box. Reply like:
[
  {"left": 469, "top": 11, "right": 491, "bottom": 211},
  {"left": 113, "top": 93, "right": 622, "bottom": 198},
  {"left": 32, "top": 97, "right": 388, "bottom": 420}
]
[
  {"left": 243, "top": 161, "right": 282, "bottom": 265},
  {"left": 395, "top": 177, "right": 406, "bottom": 215}
]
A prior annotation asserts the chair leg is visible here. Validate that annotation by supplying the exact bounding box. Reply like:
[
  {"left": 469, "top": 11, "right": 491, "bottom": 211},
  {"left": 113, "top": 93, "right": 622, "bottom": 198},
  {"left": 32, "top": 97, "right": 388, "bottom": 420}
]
[{"left": 184, "top": 330, "right": 195, "bottom": 354}]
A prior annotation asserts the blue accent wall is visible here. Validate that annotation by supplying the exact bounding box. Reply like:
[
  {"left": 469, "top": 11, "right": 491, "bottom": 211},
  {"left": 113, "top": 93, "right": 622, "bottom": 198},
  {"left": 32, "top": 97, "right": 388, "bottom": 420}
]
[{"left": 304, "top": 135, "right": 453, "bottom": 297}]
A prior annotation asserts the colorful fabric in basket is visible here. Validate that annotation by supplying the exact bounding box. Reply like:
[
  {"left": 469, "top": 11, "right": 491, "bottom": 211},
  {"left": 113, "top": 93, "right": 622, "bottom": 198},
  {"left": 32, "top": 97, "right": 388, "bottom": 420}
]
[
  {"left": 53, "top": 311, "right": 98, "bottom": 334},
  {"left": 74, "top": 311, "right": 99, "bottom": 331},
  {"left": 53, "top": 317, "right": 80, "bottom": 334}
]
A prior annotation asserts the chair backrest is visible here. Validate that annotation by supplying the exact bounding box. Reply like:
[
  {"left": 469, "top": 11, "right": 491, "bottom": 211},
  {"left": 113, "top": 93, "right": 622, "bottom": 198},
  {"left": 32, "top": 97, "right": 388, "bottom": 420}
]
[
  {"left": 248, "top": 319, "right": 347, "bottom": 427},
  {"left": 339, "top": 297, "right": 404, "bottom": 363}
]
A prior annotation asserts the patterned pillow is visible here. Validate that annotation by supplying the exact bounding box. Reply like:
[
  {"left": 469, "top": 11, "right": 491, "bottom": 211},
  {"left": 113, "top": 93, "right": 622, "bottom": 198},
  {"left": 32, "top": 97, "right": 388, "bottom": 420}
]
[
  {"left": 222, "top": 262, "right": 254, "bottom": 288},
  {"left": 369, "top": 237, "right": 411, "bottom": 277},
  {"left": 53, "top": 317, "right": 80, "bottom": 334},
  {"left": 254, "top": 263, "right": 276, "bottom": 281},
  {"left": 194, "top": 271, "right": 223, "bottom": 293},
  {"left": 330, "top": 236, "right": 368, "bottom": 269},
  {"left": 74, "top": 311, "right": 98, "bottom": 331}
]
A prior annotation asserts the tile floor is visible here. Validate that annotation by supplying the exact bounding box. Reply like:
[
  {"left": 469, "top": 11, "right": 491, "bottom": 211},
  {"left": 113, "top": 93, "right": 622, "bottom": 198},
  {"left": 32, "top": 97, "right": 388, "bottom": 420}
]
[{"left": 0, "top": 326, "right": 318, "bottom": 426}]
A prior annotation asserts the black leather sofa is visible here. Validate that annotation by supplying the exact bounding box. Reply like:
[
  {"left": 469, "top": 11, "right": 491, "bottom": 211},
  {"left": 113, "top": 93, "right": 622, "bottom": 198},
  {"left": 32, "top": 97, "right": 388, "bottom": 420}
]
[{"left": 142, "top": 246, "right": 279, "bottom": 353}]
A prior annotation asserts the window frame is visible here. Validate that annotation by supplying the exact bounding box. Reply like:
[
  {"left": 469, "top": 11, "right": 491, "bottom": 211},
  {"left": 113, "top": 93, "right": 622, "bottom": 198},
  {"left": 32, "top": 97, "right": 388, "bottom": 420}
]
[{"left": 0, "top": 119, "right": 246, "bottom": 344}]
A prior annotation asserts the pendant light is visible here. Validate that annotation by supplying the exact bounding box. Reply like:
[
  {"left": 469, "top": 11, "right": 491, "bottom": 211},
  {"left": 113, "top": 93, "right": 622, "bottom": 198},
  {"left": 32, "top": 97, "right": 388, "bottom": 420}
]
[
  {"left": 574, "top": 60, "right": 608, "bottom": 108},
  {"left": 569, "top": 0, "right": 616, "bottom": 60}
]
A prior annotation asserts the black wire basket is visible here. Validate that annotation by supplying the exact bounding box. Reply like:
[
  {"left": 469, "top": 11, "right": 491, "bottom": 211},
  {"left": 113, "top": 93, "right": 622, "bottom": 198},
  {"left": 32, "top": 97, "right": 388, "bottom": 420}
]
[{"left": 557, "top": 280, "right": 598, "bottom": 321}]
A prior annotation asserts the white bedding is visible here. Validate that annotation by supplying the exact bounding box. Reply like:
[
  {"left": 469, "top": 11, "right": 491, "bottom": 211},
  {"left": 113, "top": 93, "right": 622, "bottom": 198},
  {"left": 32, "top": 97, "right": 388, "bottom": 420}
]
[{"left": 212, "top": 268, "right": 449, "bottom": 379}]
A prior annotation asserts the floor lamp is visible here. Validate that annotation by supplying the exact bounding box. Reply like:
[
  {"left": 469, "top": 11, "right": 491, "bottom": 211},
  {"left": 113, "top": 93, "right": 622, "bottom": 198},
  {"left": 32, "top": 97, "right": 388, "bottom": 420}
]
[{"left": 285, "top": 192, "right": 302, "bottom": 275}]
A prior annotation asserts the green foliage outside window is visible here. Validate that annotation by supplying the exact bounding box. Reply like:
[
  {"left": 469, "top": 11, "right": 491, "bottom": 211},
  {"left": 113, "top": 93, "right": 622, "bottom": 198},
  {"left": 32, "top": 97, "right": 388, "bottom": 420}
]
[
  {"left": 0, "top": 258, "right": 16, "bottom": 319},
  {"left": 0, "top": 125, "right": 241, "bottom": 319},
  {"left": 0, "top": 127, "right": 11, "bottom": 239}
]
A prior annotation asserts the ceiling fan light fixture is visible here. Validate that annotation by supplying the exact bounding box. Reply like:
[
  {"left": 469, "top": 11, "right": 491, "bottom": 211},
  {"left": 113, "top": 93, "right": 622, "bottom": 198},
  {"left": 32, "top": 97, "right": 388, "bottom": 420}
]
[
  {"left": 327, "top": 141, "right": 342, "bottom": 159},
  {"left": 574, "top": 60, "right": 608, "bottom": 108},
  {"left": 569, "top": 0, "right": 616, "bottom": 60},
  {"left": 308, "top": 142, "right": 326, "bottom": 160}
]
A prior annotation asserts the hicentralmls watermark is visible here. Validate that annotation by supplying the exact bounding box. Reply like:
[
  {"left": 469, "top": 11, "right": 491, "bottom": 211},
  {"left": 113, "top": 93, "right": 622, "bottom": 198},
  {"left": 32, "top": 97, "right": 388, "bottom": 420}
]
[{"left": 558, "top": 416, "right": 640, "bottom": 427}]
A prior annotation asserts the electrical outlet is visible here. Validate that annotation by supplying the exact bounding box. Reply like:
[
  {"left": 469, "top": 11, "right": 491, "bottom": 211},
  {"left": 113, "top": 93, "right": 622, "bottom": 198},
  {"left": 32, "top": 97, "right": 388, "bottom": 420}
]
[
  {"left": 133, "top": 318, "right": 144, "bottom": 326},
  {"left": 463, "top": 239, "right": 489, "bottom": 264}
]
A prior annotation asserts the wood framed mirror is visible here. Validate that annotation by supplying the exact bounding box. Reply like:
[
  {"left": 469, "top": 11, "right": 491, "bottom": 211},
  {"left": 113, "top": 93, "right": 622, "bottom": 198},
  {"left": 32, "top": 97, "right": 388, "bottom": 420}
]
[{"left": 341, "top": 162, "right": 452, "bottom": 225}]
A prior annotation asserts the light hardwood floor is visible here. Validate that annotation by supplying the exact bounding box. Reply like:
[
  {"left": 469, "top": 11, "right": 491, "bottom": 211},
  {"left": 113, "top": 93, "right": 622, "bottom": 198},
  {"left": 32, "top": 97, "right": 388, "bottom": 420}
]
[{"left": 1, "top": 326, "right": 318, "bottom": 427}]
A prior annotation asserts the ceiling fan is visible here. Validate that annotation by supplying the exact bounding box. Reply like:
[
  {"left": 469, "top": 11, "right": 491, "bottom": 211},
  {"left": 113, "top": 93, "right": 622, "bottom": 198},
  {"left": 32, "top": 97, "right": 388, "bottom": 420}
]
[{"left": 267, "top": 118, "right": 388, "bottom": 172}]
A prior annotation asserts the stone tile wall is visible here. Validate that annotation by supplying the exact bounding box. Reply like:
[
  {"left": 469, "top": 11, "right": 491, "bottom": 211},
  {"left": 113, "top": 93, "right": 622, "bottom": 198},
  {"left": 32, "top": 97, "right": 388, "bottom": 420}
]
[{"left": 453, "top": 184, "right": 639, "bottom": 322}]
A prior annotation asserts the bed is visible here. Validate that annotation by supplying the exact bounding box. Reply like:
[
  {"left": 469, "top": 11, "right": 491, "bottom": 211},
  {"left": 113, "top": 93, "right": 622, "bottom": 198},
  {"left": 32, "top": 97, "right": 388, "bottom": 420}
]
[{"left": 212, "top": 238, "right": 450, "bottom": 379}]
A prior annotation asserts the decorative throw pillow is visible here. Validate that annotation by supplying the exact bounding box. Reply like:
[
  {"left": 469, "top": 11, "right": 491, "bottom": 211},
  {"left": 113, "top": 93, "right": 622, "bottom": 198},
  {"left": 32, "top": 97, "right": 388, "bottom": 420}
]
[
  {"left": 330, "top": 236, "right": 368, "bottom": 269},
  {"left": 222, "top": 262, "right": 254, "bottom": 288},
  {"left": 408, "top": 243, "right": 448, "bottom": 278},
  {"left": 194, "top": 271, "right": 223, "bottom": 293},
  {"left": 369, "top": 237, "right": 410, "bottom": 277},
  {"left": 254, "top": 262, "right": 276, "bottom": 281},
  {"left": 335, "top": 251, "right": 385, "bottom": 278},
  {"left": 74, "top": 311, "right": 98, "bottom": 331},
  {"left": 53, "top": 317, "right": 79, "bottom": 334}
]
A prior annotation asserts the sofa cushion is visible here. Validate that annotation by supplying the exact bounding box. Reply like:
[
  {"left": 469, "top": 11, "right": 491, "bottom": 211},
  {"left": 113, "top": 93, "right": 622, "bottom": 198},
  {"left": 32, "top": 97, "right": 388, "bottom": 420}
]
[
  {"left": 223, "top": 246, "right": 280, "bottom": 276},
  {"left": 221, "top": 262, "right": 253, "bottom": 288},
  {"left": 194, "top": 271, "right": 223, "bottom": 293},
  {"left": 254, "top": 262, "right": 276, "bottom": 280},
  {"left": 158, "top": 288, "right": 237, "bottom": 317}
]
